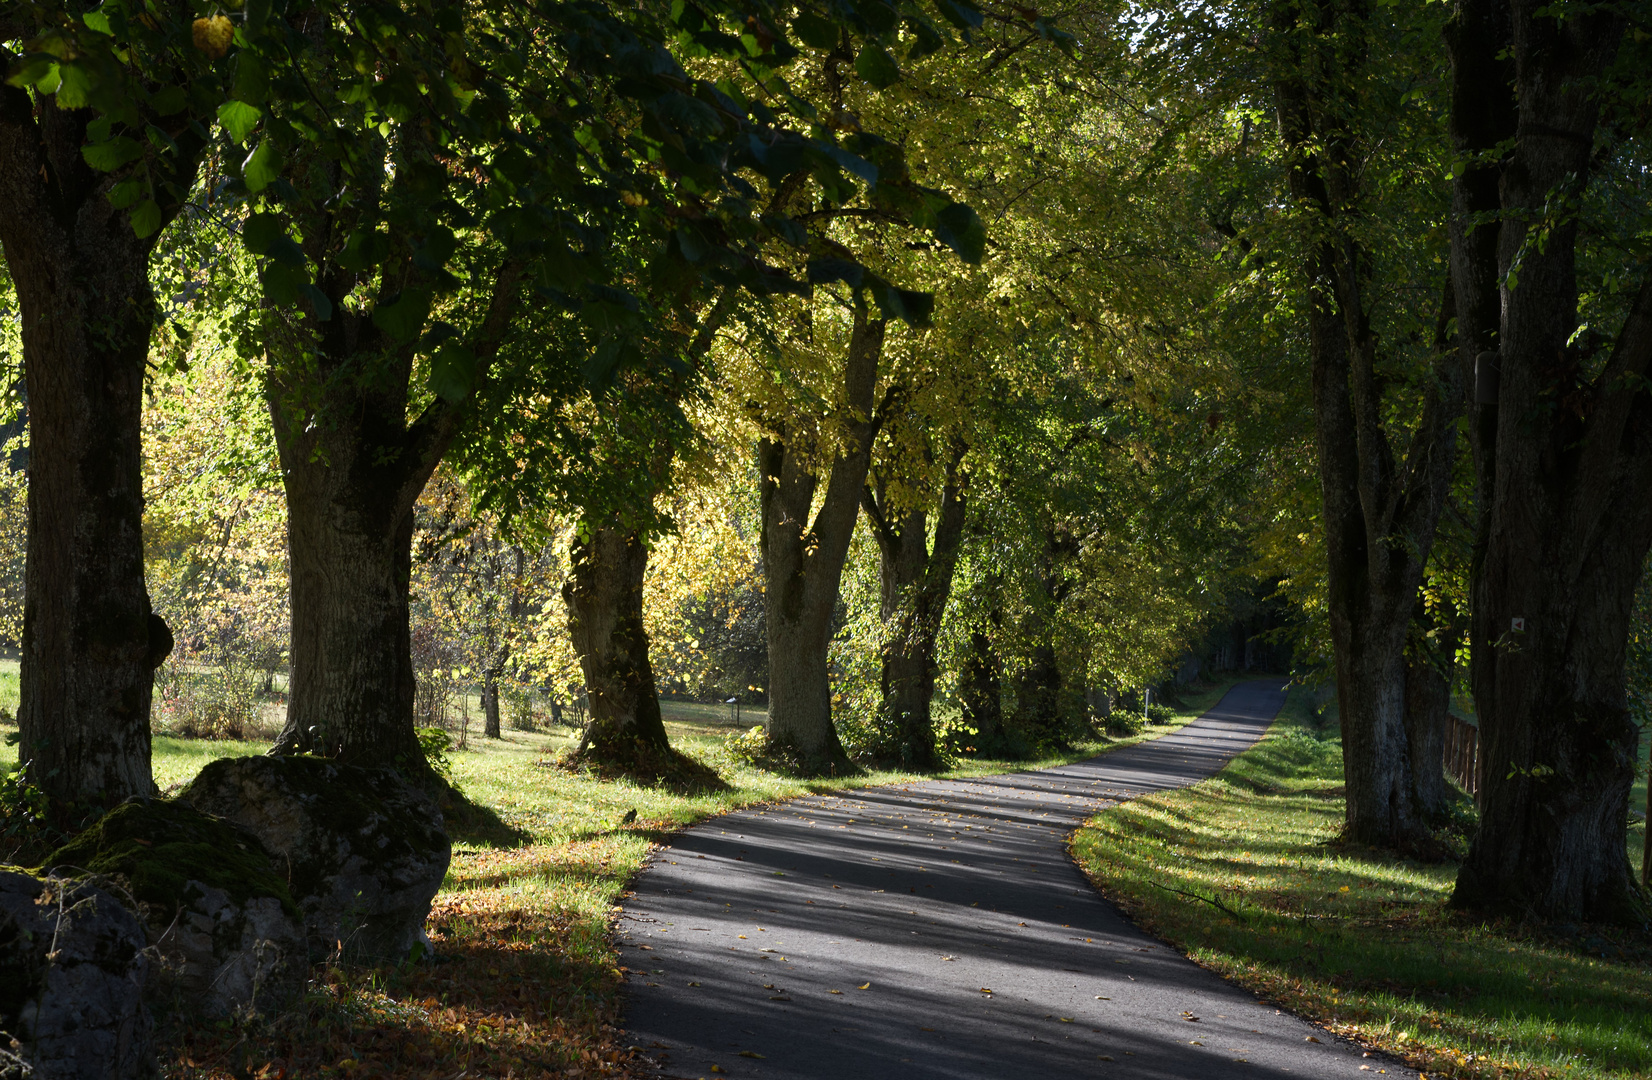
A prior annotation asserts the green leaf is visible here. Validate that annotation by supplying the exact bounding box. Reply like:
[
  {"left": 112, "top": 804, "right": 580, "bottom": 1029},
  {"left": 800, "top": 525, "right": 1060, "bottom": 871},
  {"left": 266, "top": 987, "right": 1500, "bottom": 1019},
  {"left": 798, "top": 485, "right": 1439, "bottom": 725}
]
[
  {"left": 427, "top": 343, "right": 477, "bottom": 403},
  {"left": 129, "top": 199, "right": 161, "bottom": 238},
  {"left": 934, "top": 0, "right": 984, "bottom": 30},
  {"left": 339, "top": 229, "right": 391, "bottom": 272},
  {"left": 854, "top": 45, "right": 901, "bottom": 89},
  {"left": 934, "top": 202, "right": 986, "bottom": 264},
  {"left": 218, "top": 100, "right": 263, "bottom": 145},
  {"left": 4, "top": 55, "right": 56, "bottom": 89},
  {"left": 372, "top": 288, "right": 432, "bottom": 341},
  {"left": 55, "top": 62, "right": 94, "bottom": 109},
  {"left": 242, "top": 212, "right": 286, "bottom": 255},
  {"left": 301, "top": 284, "right": 333, "bottom": 322},
  {"left": 82, "top": 136, "right": 144, "bottom": 172},
  {"left": 264, "top": 236, "right": 306, "bottom": 266},
  {"left": 869, "top": 281, "right": 934, "bottom": 326},
  {"left": 261, "top": 262, "right": 305, "bottom": 305},
  {"left": 234, "top": 53, "right": 269, "bottom": 105},
  {"left": 150, "top": 86, "right": 188, "bottom": 116},
  {"left": 792, "top": 12, "right": 839, "bottom": 49},
  {"left": 241, "top": 138, "right": 283, "bottom": 193},
  {"left": 107, "top": 178, "right": 144, "bottom": 209},
  {"left": 81, "top": 11, "right": 113, "bottom": 35}
]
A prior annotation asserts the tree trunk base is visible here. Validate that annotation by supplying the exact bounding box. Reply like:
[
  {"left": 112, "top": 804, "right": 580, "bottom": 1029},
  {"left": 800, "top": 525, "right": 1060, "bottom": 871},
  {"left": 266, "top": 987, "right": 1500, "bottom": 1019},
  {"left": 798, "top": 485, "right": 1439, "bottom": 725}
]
[{"left": 563, "top": 739, "right": 730, "bottom": 794}]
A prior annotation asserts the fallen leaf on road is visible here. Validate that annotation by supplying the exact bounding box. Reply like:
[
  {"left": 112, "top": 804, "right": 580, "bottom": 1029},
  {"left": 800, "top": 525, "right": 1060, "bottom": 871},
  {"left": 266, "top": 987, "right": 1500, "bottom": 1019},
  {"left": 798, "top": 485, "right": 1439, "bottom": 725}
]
[
  {"left": 858, "top": 983, "right": 871, "bottom": 990},
  {"left": 1095, "top": 996, "right": 1111, "bottom": 1000},
  {"left": 980, "top": 988, "right": 993, "bottom": 994},
  {"left": 829, "top": 990, "right": 844, "bottom": 995},
  {"left": 687, "top": 982, "right": 701, "bottom": 987},
  {"left": 740, "top": 1051, "right": 766, "bottom": 1058},
  {"left": 1304, "top": 1036, "right": 1321, "bottom": 1043},
  {"left": 1059, "top": 1018, "right": 1073, "bottom": 1023}
]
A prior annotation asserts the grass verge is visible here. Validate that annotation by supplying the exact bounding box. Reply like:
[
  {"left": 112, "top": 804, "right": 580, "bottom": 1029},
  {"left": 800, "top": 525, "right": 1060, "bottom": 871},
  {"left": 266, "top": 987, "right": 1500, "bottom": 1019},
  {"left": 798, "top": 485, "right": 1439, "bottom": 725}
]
[
  {"left": 1072, "top": 687, "right": 1652, "bottom": 1080},
  {"left": 0, "top": 676, "right": 1241, "bottom": 1078}
]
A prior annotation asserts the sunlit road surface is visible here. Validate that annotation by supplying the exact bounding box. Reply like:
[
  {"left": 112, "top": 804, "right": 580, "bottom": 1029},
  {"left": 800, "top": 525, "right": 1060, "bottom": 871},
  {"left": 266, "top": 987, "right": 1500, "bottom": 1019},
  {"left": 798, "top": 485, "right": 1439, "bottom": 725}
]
[{"left": 618, "top": 680, "right": 1413, "bottom": 1080}]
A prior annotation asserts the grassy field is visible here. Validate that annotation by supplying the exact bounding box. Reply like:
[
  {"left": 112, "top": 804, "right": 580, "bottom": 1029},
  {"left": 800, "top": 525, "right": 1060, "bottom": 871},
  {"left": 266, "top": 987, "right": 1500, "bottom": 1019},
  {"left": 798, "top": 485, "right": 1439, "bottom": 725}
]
[
  {"left": 1072, "top": 688, "right": 1652, "bottom": 1080},
  {"left": 3, "top": 677, "right": 1240, "bottom": 1078}
]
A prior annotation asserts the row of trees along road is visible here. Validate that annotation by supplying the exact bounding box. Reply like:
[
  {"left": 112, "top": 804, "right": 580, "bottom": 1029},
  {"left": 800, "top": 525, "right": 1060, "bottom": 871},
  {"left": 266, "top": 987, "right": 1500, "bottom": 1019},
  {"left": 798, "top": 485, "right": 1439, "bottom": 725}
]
[
  {"left": 1151, "top": 0, "right": 1652, "bottom": 919},
  {"left": 2, "top": 0, "right": 1651, "bottom": 928}
]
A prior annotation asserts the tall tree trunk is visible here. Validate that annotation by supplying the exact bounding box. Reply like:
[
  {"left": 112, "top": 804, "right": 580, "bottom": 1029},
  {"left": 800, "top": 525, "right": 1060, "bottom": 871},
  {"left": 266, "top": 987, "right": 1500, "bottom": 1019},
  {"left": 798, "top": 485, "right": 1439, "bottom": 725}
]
[
  {"left": 759, "top": 308, "right": 886, "bottom": 774},
  {"left": 0, "top": 84, "right": 199, "bottom": 810},
  {"left": 267, "top": 256, "right": 521, "bottom": 779},
  {"left": 1275, "top": 0, "right": 1465, "bottom": 849},
  {"left": 567, "top": 523, "right": 670, "bottom": 764},
  {"left": 482, "top": 678, "right": 502, "bottom": 739},
  {"left": 1447, "top": 0, "right": 1651, "bottom": 922},
  {"left": 861, "top": 457, "right": 968, "bottom": 769},
  {"left": 1403, "top": 618, "right": 1454, "bottom": 821},
  {"left": 957, "top": 575, "right": 1008, "bottom": 755},
  {"left": 275, "top": 434, "right": 428, "bottom": 773}
]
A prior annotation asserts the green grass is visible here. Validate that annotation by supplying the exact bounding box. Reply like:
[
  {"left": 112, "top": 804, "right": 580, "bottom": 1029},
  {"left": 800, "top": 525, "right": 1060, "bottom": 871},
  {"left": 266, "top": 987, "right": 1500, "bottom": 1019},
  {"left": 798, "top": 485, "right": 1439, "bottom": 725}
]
[
  {"left": 1072, "top": 688, "right": 1652, "bottom": 1080},
  {"left": 0, "top": 676, "right": 1243, "bottom": 1078}
]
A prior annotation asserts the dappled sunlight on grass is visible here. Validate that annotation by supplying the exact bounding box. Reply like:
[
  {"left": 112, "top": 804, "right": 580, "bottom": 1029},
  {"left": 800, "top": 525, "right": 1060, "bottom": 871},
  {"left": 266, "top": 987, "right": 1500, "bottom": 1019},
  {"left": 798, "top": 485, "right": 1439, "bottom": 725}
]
[
  {"left": 1073, "top": 689, "right": 1652, "bottom": 1080},
  {"left": 65, "top": 677, "right": 1246, "bottom": 1077}
]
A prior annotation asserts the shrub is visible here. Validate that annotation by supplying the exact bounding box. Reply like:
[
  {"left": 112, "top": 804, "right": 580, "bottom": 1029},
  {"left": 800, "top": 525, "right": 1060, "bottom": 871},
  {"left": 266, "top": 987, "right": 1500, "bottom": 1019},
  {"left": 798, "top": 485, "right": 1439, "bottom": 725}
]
[
  {"left": 1146, "top": 702, "right": 1176, "bottom": 724},
  {"left": 418, "top": 726, "right": 455, "bottom": 778},
  {"left": 1105, "top": 710, "right": 1145, "bottom": 737}
]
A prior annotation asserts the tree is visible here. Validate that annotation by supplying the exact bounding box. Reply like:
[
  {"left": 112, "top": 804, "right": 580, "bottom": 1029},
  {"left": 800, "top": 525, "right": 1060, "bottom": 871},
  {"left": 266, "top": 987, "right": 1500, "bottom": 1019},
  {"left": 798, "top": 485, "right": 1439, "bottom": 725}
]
[
  {"left": 1268, "top": 0, "right": 1462, "bottom": 848},
  {"left": 0, "top": 2, "right": 220, "bottom": 809},
  {"left": 1446, "top": 0, "right": 1652, "bottom": 921}
]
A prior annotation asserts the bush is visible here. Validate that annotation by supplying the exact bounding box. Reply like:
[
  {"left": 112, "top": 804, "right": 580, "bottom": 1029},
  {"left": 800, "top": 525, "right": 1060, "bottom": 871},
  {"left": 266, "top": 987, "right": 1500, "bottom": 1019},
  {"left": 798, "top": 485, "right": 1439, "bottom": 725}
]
[
  {"left": 1146, "top": 702, "right": 1176, "bottom": 724},
  {"left": 1105, "top": 710, "right": 1145, "bottom": 737},
  {"left": 418, "top": 726, "right": 454, "bottom": 778},
  {"left": 723, "top": 724, "right": 769, "bottom": 764}
]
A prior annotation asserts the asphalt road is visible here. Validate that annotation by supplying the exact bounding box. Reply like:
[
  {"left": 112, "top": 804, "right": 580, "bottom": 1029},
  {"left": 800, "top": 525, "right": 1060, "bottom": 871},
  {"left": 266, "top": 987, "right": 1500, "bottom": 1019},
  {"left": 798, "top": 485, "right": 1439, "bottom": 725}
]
[{"left": 617, "top": 679, "right": 1414, "bottom": 1080}]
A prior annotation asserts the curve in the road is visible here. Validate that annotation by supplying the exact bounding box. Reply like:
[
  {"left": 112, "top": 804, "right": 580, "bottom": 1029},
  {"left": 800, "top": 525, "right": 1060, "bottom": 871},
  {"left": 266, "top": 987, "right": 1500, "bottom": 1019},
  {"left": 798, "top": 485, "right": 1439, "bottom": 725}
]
[{"left": 617, "top": 679, "right": 1414, "bottom": 1080}]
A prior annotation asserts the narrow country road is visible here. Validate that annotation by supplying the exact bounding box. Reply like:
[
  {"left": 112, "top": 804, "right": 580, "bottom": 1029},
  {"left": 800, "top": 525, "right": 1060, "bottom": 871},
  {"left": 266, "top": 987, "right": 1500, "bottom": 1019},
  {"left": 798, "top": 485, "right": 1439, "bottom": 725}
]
[{"left": 617, "top": 680, "right": 1413, "bottom": 1080}]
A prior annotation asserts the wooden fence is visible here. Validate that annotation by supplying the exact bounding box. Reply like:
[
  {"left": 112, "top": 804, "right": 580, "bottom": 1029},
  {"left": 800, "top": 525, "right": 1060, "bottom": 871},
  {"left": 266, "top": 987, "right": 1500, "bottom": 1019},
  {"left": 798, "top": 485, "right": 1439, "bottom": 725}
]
[{"left": 1444, "top": 714, "right": 1480, "bottom": 801}]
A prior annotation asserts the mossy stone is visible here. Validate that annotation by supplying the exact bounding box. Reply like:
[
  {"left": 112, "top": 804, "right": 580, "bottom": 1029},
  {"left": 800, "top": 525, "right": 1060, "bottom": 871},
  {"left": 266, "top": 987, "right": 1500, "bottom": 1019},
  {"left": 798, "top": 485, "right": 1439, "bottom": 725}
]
[{"left": 40, "top": 799, "right": 299, "bottom": 920}]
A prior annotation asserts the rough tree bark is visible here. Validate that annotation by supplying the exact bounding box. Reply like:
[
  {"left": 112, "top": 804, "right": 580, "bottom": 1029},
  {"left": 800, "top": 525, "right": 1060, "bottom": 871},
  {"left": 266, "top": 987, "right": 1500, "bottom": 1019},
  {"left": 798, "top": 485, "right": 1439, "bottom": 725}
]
[
  {"left": 1402, "top": 605, "right": 1458, "bottom": 821},
  {"left": 268, "top": 255, "right": 522, "bottom": 777},
  {"left": 1275, "top": 0, "right": 1466, "bottom": 848},
  {"left": 482, "top": 678, "right": 502, "bottom": 739},
  {"left": 566, "top": 523, "right": 671, "bottom": 764},
  {"left": 0, "top": 73, "right": 200, "bottom": 810},
  {"left": 759, "top": 307, "right": 887, "bottom": 774},
  {"left": 1447, "top": 0, "right": 1652, "bottom": 921},
  {"left": 860, "top": 453, "right": 968, "bottom": 769}
]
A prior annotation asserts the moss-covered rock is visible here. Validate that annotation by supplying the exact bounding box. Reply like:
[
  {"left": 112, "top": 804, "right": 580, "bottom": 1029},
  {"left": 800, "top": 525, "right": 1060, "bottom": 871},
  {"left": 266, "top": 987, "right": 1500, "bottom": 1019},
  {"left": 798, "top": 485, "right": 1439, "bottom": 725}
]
[
  {"left": 0, "top": 868, "right": 152, "bottom": 1079},
  {"left": 180, "top": 756, "right": 450, "bottom": 963},
  {"left": 40, "top": 801, "right": 307, "bottom": 1021},
  {"left": 43, "top": 800, "right": 297, "bottom": 919}
]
